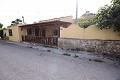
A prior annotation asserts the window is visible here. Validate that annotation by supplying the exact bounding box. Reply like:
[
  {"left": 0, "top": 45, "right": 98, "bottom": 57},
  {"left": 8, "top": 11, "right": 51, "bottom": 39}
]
[
  {"left": 27, "top": 28, "right": 32, "bottom": 35},
  {"left": 53, "top": 28, "right": 59, "bottom": 36},
  {"left": 35, "top": 28, "right": 39, "bottom": 36},
  {"left": 9, "top": 29, "right": 13, "bottom": 36}
]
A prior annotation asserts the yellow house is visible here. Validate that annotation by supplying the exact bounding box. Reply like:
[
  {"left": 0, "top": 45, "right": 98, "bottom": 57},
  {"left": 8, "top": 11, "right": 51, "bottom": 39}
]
[
  {"left": 4, "top": 16, "right": 72, "bottom": 46},
  {"left": 3, "top": 24, "right": 24, "bottom": 42},
  {"left": 3, "top": 15, "right": 120, "bottom": 54},
  {"left": 3, "top": 16, "right": 120, "bottom": 55},
  {"left": 4, "top": 16, "right": 120, "bottom": 46}
]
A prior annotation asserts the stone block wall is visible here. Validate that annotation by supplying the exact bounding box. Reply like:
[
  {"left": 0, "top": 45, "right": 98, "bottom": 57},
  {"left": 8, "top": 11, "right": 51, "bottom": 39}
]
[{"left": 58, "top": 38, "right": 120, "bottom": 55}]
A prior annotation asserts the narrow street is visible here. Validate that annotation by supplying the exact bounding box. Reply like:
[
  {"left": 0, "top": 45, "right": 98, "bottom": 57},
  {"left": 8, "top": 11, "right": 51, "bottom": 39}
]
[{"left": 0, "top": 40, "right": 120, "bottom": 80}]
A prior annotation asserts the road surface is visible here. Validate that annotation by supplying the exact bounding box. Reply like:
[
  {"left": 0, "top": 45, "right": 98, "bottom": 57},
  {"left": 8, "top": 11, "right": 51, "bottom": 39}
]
[{"left": 0, "top": 40, "right": 120, "bottom": 80}]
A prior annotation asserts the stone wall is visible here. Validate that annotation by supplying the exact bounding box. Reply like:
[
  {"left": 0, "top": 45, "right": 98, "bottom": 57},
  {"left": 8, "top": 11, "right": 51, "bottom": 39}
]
[{"left": 58, "top": 38, "right": 120, "bottom": 55}]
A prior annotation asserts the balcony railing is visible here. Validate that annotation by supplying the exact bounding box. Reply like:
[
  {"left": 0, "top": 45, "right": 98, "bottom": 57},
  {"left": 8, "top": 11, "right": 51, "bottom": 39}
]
[{"left": 22, "top": 35, "right": 58, "bottom": 46}]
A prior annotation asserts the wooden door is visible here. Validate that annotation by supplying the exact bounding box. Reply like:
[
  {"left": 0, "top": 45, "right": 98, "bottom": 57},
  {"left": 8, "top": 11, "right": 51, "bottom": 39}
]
[{"left": 42, "top": 30, "right": 45, "bottom": 37}]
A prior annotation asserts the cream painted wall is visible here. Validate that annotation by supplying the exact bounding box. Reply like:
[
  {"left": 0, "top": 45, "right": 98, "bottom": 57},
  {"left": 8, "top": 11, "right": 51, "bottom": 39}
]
[
  {"left": 84, "top": 25, "right": 120, "bottom": 40},
  {"left": 45, "top": 26, "right": 59, "bottom": 37},
  {"left": 3, "top": 29, "right": 9, "bottom": 36},
  {"left": 6, "top": 24, "right": 25, "bottom": 42},
  {"left": 60, "top": 16, "right": 73, "bottom": 23},
  {"left": 60, "top": 24, "right": 84, "bottom": 39},
  {"left": 18, "top": 27, "right": 27, "bottom": 41},
  {"left": 60, "top": 24, "right": 120, "bottom": 40},
  {"left": 45, "top": 26, "right": 53, "bottom": 37},
  {"left": 8, "top": 25, "right": 20, "bottom": 42}
]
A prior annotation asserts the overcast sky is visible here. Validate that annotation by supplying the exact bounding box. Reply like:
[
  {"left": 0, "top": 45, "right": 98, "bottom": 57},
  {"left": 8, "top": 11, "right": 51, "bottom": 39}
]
[{"left": 0, "top": 0, "right": 111, "bottom": 27}]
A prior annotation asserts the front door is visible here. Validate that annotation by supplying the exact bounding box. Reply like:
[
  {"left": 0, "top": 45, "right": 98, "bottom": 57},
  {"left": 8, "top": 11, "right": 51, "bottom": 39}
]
[
  {"left": 35, "top": 28, "right": 39, "bottom": 36},
  {"left": 42, "top": 29, "right": 45, "bottom": 37}
]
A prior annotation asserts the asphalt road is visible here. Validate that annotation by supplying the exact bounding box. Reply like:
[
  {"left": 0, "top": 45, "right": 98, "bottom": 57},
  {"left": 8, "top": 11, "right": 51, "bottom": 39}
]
[{"left": 0, "top": 40, "right": 120, "bottom": 80}]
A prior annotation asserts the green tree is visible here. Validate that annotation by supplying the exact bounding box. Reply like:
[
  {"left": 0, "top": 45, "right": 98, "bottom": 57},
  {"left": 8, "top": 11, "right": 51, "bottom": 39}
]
[
  {"left": 0, "top": 23, "right": 3, "bottom": 38},
  {"left": 78, "top": 17, "right": 94, "bottom": 28},
  {"left": 11, "top": 19, "right": 22, "bottom": 25},
  {"left": 0, "top": 23, "right": 3, "bottom": 28},
  {"left": 94, "top": 0, "right": 120, "bottom": 32}
]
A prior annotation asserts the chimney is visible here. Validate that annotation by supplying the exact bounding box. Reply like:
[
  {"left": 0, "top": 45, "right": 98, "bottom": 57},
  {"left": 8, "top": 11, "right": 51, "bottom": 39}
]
[
  {"left": 86, "top": 11, "right": 90, "bottom": 14},
  {"left": 22, "top": 16, "right": 25, "bottom": 24}
]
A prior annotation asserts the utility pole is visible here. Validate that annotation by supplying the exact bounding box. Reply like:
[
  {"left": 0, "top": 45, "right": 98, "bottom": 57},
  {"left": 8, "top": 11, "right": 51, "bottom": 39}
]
[{"left": 75, "top": 0, "right": 78, "bottom": 24}]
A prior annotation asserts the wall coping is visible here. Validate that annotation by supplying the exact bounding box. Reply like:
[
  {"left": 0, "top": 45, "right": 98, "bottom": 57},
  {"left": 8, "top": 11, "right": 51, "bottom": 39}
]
[{"left": 59, "top": 38, "right": 120, "bottom": 41}]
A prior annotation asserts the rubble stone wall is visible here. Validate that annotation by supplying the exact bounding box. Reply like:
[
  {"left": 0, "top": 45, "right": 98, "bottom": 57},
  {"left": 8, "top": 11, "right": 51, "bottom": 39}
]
[{"left": 58, "top": 38, "right": 120, "bottom": 55}]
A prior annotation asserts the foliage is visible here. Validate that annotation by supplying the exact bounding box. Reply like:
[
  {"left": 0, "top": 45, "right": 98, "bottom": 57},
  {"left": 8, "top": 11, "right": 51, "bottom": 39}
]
[
  {"left": 0, "top": 23, "right": 3, "bottom": 28},
  {"left": 0, "top": 28, "right": 3, "bottom": 30},
  {"left": 0, "top": 23, "right": 3, "bottom": 38},
  {"left": 11, "top": 19, "right": 22, "bottom": 25},
  {"left": 78, "top": 17, "right": 95, "bottom": 28},
  {"left": 94, "top": 0, "right": 120, "bottom": 32},
  {"left": 0, "top": 30, "right": 3, "bottom": 38},
  {"left": 7, "top": 25, "right": 12, "bottom": 28}
]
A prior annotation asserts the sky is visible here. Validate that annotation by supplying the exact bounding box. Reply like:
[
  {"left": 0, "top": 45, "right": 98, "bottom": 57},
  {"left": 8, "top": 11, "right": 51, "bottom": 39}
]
[{"left": 0, "top": 0, "right": 111, "bottom": 27}]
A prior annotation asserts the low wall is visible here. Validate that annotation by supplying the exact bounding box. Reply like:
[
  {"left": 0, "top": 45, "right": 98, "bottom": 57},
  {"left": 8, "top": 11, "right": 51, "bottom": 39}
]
[
  {"left": 58, "top": 38, "right": 120, "bottom": 55},
  {"left": 3, "top": 36, "right": 9, "bottom": 40},
  {"left": 60, "top": 25, "right": 120, "bottom": 40}
]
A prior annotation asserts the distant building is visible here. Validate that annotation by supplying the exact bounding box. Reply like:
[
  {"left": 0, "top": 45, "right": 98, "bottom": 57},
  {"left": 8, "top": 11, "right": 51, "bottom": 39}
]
[
  {"left": 80, "top": 11, "right": 95, "bottom": 19},
  {"left": 73, "top": 11, "right": 95, "bottom": 24}
]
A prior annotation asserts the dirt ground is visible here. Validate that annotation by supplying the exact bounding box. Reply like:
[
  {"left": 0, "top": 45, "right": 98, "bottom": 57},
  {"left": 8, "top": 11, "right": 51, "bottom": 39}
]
[{"left": 0, "top": 40, "right": 120, "bottom": 80}]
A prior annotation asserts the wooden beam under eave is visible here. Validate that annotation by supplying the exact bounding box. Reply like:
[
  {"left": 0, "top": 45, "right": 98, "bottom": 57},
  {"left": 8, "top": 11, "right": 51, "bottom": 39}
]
[{"left": 54, "top": 23, "right": 61, "bottom": 27}]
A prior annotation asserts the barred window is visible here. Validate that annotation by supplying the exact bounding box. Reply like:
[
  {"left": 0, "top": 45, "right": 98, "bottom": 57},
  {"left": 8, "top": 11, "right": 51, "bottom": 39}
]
[{"left": 9, "top": 29, "right": 13, "bottom": 36}]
